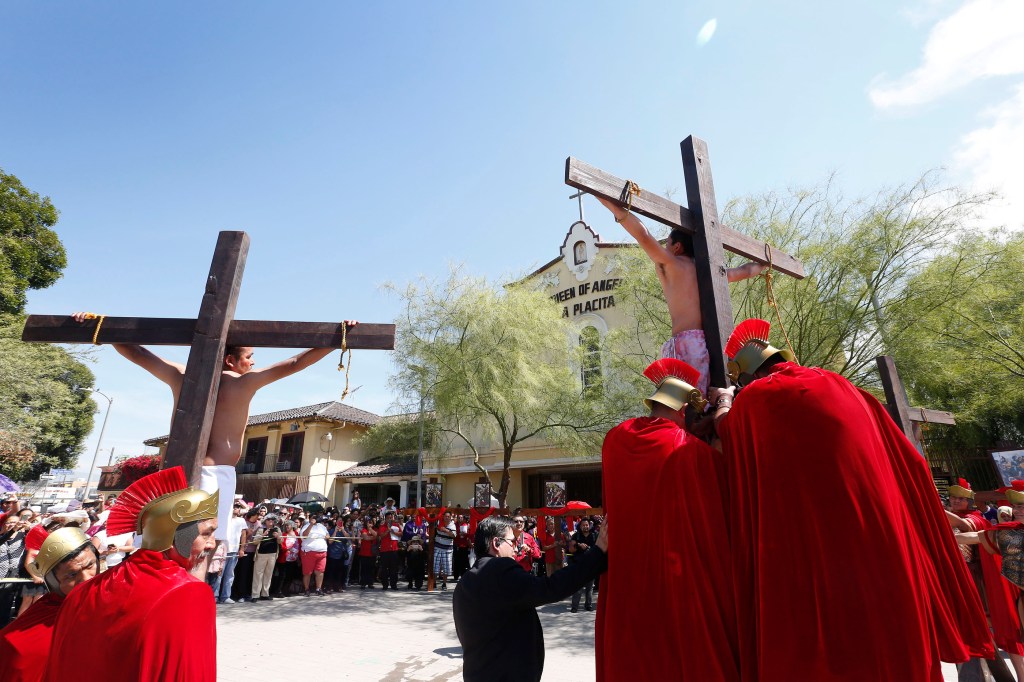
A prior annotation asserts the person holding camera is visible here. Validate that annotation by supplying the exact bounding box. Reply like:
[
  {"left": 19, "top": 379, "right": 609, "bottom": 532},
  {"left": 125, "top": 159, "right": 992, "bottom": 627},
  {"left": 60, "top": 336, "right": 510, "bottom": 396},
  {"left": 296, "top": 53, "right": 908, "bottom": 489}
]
[{"left": 453, "top": 515, "right": 608, "bottom": 682}]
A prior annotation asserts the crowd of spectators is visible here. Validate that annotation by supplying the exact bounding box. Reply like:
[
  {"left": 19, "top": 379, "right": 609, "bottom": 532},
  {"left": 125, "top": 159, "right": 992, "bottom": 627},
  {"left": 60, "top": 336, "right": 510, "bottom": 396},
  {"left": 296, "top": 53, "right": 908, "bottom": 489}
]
[{"left": 1, "top": 490, "right": 604, "bottom": 626}]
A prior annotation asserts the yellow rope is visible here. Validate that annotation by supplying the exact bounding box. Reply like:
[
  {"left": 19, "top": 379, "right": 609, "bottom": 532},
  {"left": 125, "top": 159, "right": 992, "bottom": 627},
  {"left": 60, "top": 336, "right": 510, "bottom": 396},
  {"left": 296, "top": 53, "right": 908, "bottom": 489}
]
[
  {"left": 623, "top": 181, "right": 641, "bottom": 213},
  {"left": 81, "top": 312, "right": 106, "bottom": 345},
  {"left": 337, "top": 322, "right": 351, "bottom": 401},
  {"left": 762, "top": 244, "right": 798, "bottom": 363}
]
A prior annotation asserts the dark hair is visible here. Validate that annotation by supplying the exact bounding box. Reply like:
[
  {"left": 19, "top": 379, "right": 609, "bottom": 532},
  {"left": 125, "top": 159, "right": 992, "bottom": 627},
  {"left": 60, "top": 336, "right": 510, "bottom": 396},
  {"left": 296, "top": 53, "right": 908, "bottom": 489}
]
[
  {"left": 224, "top": 345, "right": 246, "bottom": 360},
  {"left": 668, "top": 229, "right": 694, "bottom": 257},
  {"left": 244, "top": 510, "right": 260, "bottom": 520},
  {"left": 473, "top": 516, "right": 515, "bottom": 558}
]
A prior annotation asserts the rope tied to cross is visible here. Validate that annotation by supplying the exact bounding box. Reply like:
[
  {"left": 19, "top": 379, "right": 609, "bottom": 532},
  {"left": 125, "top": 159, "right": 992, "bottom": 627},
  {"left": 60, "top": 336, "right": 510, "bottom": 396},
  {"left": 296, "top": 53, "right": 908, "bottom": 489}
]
[
  {"left": 337, "top": 321, "right": 352, "bottom": 401},
  {"left": 623, "top": 180, "right": 642, "bottom": 213},
  {"left": 761, "top": 244, "right": 799, "bottom": 364},
  {"left": 80, "top": 312, "right": 106, "bottom": 345}
]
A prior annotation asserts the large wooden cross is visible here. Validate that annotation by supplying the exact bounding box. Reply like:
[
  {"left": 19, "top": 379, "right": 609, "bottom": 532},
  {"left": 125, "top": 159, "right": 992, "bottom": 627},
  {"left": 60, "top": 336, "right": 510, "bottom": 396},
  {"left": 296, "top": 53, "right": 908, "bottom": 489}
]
[
  {"left": 22, "top": 231, "right": 395, "bottom": 485},
  {"left": 565, "top": 135, "right": 806, "bottom": 387},
  {"left": 875, "top": 355, "right": 955, "bottom": 454}
]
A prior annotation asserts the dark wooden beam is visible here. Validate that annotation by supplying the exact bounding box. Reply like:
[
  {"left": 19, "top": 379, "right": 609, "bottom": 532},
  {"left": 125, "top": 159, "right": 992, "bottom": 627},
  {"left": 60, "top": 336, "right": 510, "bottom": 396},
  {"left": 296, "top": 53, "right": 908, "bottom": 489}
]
[
  {"left": 681, "top": 136, "right": 733, "bottom": 389},
  {"left": 909, "top": 407, "right": 956, "bottom": 426},
  {"left": 565, "top": 156, "right": 806, "bottom": 279},
  {"left": 163, "top": 231, "right": 249, "bottom": 484},
  {"left": 877, "top": 355, "right": 916, "bottom": 443},
  {"left": 23, "top": 316, "right": 396, "bottom": 350}
]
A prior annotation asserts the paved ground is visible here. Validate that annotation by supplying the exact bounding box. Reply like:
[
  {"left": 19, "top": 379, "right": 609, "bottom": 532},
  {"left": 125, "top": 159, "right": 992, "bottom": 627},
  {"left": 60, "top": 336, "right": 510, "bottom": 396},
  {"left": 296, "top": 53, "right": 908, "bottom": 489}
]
[
  {"left": 214, "top": 584, "right": 994, "bottom": 681},
  {"left": 216, "top": 586, "right": 598, "bottom": 682}
]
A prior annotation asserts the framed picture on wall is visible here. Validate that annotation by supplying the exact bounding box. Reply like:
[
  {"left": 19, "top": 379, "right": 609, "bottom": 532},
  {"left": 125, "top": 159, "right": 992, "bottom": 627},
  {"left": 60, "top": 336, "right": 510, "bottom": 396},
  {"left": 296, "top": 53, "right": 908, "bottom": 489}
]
[
  {"left": 545, "top": 481, "right": 567, "bottom": 509},
  {"left": 473, "top": 482, "right": 492, "bottom": 510},
  {"left": 992, "top": 449, "right": 1024, "bottom": 487},
  {"left": 425, "top": 483, "right": 443, "bottom": 507}
]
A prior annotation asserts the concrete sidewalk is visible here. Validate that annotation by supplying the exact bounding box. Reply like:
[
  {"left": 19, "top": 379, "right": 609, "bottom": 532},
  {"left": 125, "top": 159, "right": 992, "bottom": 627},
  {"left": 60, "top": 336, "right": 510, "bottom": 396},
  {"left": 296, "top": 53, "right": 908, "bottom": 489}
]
[
  {"left": 213, "top": 585, "right": 988, "bottom": 681},
  {"left": 216, "top": 587, "right": 597, "bottom": 681}
]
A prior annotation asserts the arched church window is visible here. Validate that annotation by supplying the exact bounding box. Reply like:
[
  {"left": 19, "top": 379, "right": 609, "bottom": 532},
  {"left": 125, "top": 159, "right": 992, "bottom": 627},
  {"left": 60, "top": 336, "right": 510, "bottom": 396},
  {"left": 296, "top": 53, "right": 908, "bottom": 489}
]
[
  {"left": 579, "top": 326, "right": 602, "bottom": 397},
  {"left": 573, "top": 241, "right": 588, "bottom": 265}
]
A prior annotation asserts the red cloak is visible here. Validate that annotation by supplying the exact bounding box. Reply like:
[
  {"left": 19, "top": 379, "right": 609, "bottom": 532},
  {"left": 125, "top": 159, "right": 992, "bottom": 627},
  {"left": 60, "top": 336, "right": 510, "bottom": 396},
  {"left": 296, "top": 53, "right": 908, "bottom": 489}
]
[
  {"left": 0, "top": 593, "right": 62, "bottom": 682},
  {"left": 597, "top": 417, "right": 740, "bottom": 682},
  {"left": 42, "top": 549, "right": 215, "bottom": 682},
  {"left": 959, "top": 512, "right": 1024, "bottom": 655},
  {"left": 719, "top": 363, "right": 993, "bottom": 681}
]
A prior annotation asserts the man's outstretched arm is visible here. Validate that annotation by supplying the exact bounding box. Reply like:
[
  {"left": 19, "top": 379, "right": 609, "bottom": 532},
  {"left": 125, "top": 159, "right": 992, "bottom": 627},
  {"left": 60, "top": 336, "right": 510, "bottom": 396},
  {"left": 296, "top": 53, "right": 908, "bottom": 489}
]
[
  {"left": 73, "top": 311, "right": 185, "bottom": 388},
  {"left": 597, "top": 197, "right": 674, "bottom": 265},
  {"left": 245, "top": 321, "right": 356, "bottom": 390},
  {"left": 727, "top": 262, "right": 767, "bottom": 282}
]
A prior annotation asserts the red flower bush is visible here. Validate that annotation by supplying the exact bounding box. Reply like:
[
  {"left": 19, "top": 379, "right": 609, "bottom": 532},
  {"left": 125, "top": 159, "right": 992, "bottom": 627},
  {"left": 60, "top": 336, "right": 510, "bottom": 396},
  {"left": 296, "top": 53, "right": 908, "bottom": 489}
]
[{"left": 116, "top": 455, "right": 161, "bottom": 486}]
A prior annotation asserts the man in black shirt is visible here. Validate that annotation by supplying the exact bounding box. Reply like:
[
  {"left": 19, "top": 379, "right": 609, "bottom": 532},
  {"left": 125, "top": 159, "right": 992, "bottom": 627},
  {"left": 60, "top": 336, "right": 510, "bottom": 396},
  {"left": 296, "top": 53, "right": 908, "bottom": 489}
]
[{"left": 453, "top": 516, "right": 608, "bottom": 682}]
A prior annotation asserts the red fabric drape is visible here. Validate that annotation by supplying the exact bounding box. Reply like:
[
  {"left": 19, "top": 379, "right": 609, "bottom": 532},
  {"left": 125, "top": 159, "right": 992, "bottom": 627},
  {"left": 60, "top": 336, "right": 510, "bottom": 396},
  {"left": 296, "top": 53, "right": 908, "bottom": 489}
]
[
  {"left": 468, "top": 507, "right": 496, "bottom": 535},
  {"left": 597, "top": 417, "right": 740, "bottom": 682},
  {"left": 44, "top": 549, "right": 216, "bottom": 682},
  {"left": 718, "top": 363, "right": 993, "bottom": 681},
  {"left": 0, "top": 592, "right": 62, "bottom": 682}
]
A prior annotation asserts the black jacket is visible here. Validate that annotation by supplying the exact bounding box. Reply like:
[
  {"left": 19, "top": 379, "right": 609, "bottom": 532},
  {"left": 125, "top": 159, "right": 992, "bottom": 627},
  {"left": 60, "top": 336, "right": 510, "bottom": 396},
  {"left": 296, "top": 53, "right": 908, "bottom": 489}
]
[{"left": 452, "top": 547, "right": 607, "bottom": 682}]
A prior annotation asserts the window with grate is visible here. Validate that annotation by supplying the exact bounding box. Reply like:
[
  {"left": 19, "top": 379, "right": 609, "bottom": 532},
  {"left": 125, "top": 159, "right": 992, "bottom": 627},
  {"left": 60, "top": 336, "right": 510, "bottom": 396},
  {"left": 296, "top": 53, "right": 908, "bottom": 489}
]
[{"left": 579, "top": 326, "right": 602, "bottom": 397}]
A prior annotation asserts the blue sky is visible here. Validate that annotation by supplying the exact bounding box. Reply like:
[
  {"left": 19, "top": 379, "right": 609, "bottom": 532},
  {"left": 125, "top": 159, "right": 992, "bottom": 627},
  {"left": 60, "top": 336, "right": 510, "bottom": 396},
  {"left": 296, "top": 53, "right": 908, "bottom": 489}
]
[{"left": 2, "top": 1, "right": 1021, "bottom": 478}]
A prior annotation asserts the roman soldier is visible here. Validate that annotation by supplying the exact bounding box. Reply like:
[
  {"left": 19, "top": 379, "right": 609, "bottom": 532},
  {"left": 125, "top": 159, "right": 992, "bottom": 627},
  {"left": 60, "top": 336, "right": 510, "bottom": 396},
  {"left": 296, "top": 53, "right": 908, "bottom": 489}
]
[
  {"left": 0, "top": 526, "right": 99, "bottom": 682},
  {"left": 597, "top": 358, "right": 739, "bottom": 681},
  {"left": 713, "top": 318, "right": 993, "bottom": 680},
  {"left": 43, "top": 466, "right": 219, "bottom": 681}
]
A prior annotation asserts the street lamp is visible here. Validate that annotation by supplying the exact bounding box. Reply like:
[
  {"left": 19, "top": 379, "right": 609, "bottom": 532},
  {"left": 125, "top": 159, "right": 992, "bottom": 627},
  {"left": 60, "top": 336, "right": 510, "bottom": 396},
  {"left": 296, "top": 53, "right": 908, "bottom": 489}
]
[
  {"left": 83, "top": 389, "right": 113, "bottom": 500},
  {"left": 410, "top": 365, "right": 429, "bottom": 508}
]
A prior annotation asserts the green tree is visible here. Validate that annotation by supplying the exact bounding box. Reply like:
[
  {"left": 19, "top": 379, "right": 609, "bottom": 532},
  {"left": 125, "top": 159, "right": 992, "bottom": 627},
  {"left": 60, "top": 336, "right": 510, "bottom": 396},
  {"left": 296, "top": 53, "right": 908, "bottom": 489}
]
[
  {"left": 891, "top": 231, "right": 1024, "bottom": 447},
  {"left": 0, "top": 169, "right": 66, "bottom": 314},
  {"left": 0, "top": 169, "right": 93, "bottom": 481},
  {"left": 359, "top": 268, "right": 630, "bottom": 507},
  {"left": 0, "top": 314, "right": 96, "bottom": 480}
]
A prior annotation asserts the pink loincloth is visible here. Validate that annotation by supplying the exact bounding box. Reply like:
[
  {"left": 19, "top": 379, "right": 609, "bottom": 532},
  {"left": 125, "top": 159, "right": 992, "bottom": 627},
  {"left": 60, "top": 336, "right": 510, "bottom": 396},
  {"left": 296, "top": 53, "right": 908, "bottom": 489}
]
[{"left": 660, "top": 329, "right": 710, "bottom": 395}]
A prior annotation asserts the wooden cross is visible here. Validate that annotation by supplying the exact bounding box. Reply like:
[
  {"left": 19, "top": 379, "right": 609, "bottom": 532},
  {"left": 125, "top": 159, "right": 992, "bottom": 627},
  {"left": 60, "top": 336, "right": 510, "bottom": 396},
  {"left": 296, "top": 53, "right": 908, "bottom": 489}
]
[
  {"left": 21, "top": 231, "right": 395, "bottom": 485},
  {"left": 875, "top": 355, "right": 955, "bottom": 454},
  {"left": 565, "top": 135, "right": 806, "bottom": 387}
]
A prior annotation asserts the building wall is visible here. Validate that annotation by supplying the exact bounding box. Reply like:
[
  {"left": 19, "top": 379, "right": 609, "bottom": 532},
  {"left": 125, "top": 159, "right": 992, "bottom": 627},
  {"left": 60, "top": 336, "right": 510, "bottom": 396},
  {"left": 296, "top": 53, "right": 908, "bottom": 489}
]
[{"left": 149, "top": 418, "right": 372, "bottom": 503}]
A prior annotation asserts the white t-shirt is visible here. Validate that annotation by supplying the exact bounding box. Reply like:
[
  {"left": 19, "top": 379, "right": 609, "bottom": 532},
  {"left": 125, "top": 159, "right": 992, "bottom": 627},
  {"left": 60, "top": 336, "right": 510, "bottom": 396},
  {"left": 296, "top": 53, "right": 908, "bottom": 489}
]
[
  {"left": 302, "top": 523, "right": 329, "bottom": 552},
  {"left": 95, "top": 530, "right": 134, "bottom": 568},
  {"left": 226, "top": 516, "right": 248, "bottom": 553}
]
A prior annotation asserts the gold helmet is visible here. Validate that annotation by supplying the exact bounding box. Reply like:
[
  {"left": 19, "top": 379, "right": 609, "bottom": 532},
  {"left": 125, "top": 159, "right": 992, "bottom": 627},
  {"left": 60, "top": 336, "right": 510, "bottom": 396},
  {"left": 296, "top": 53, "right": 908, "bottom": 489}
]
[
  {"left": 31, "top": 527, "right": 91, "bottom": 578},
  {"left": 106, "top": 466, "right": 218, "bottom": 552},
  {"left": 948, "top": 478, "right": 976, "bottom": 500},
  {"left": 724, "top": 319, "right": 795, "bottom": 382},
  {"left": 642, "top": 358, "right": 707, "bottom": 413},
  {"left": 999, "top": 481, "right": 1024, "bottom": 505}
]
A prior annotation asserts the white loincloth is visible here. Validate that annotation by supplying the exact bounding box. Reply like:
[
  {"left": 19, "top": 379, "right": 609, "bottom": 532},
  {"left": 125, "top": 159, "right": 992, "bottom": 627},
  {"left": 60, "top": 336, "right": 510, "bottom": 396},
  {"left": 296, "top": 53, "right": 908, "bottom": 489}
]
[{"left": 200, "top": 465, "right": 236, "bottom": 542}]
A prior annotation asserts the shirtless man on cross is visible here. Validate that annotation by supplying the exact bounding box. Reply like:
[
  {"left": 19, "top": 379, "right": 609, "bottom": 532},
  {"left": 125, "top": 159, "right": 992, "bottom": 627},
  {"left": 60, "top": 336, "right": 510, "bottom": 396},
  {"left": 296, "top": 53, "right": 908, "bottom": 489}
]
[
  {"left": 71, "top": 312, "right": 354, "bottom": 543},
  {"left": 597, "top": 197, "right": 763, "bottom": 394}
]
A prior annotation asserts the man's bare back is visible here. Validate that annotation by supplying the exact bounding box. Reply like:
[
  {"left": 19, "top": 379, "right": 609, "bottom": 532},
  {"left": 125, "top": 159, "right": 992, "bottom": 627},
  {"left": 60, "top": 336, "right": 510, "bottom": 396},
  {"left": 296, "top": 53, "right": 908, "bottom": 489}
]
[
  {"left": 71, "top": 313, "right": 347, "bottom": 467},
  {"left": 596, "top": 197, "right": 764, "bottom": 335}
]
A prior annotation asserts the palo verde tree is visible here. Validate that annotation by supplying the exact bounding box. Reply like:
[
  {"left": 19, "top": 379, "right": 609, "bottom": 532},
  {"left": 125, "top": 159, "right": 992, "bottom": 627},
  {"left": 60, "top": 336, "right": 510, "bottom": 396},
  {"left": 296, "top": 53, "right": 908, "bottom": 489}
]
[
  {"left": 890, "top": 230, "right": 1024, "bottom": 448},
  {"left": 360, "top": 268, "right": 630, "bottom": 507}
]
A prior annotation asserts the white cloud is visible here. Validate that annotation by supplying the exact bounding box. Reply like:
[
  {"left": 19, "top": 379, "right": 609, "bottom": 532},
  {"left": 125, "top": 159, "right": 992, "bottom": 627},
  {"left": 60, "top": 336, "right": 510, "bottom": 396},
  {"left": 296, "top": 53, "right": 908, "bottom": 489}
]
[
  {"left": 696, "top": 19, "right": 717, "bottom": 47},
  {"left": 952, "top": 84, "right": 1024, "bottom": 229},
  {"left": 869, "top": 0, "right": 1024, "bottom": 109}
]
